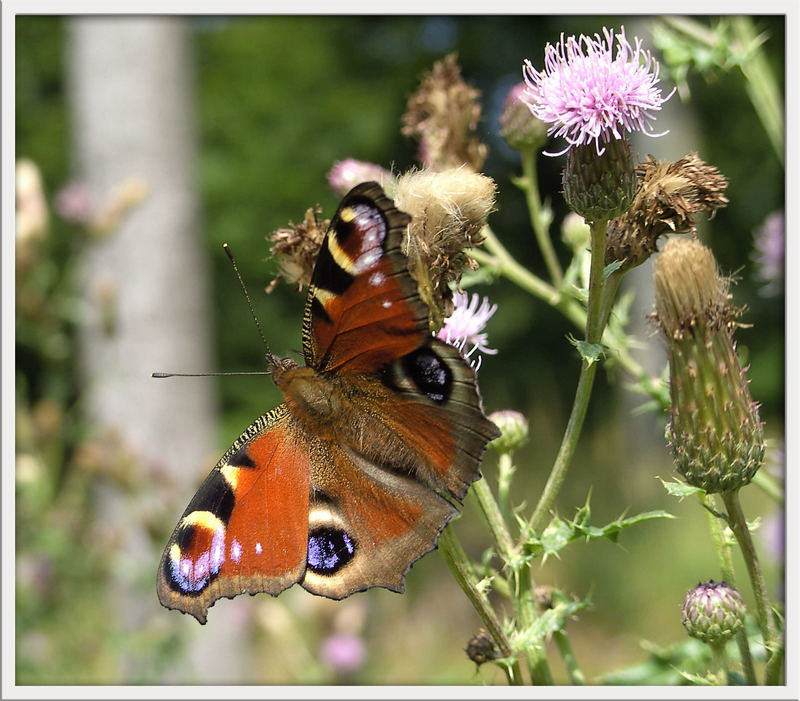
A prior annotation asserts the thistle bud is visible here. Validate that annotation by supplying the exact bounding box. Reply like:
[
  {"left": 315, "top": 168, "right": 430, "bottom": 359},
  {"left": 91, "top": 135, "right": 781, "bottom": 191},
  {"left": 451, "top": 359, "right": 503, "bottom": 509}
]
[
  {"left": 488, "top": 410, "right": 529, "bottom": 453},
  {"left": 654, "top": 238, "right": 765, "bottom": 493},
  {"left": 560, "top": 211, "right": 591, "bottom": 253},
  {"left": 681, "top": 580, "right": 745, "bottom": 646},
  {"left": 562, "top": 138, "right": 637, "bottom": 222},
  {"left": 498, "top": 83, "right": 548, "bottom": 152}
]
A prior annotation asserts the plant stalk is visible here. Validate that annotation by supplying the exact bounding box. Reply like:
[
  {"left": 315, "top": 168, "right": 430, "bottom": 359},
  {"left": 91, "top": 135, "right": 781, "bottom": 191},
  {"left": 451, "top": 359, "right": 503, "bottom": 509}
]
[
  {"left": 471, "top": 476, "right": 517, "bottom": 566},
  {"left": 721, "top": 490, "right": 779, "bottom": 683},
  {"left": 530, "top": 219, "right": 609, "bottom": 532},
  {"left": 438, "top": 527, "right": 523, "bottom": 685},
  {"left": 701, "top": 493, "right": 757, "bottom": 685},
  {"left": 520, "top": 147, "right": 563, "bottom": 286},
  {"left": 553, "top": 630, "right": 586, "bottom": 684}
]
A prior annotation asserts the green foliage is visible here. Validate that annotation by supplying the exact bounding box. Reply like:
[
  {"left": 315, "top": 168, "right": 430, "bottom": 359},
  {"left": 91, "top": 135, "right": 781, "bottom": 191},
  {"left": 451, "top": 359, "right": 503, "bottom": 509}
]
[
  {"left": 659, "top": 477, "right": 707, "bottom": 500},
  {"left": 515, "top": 594, "right": 591, "bottom": 647},
  {"left": 527, "top": 497, "right": 674, "bottom": 561},
  {"left": 570, "top": 338, "right": 606, "bottom": 366}
]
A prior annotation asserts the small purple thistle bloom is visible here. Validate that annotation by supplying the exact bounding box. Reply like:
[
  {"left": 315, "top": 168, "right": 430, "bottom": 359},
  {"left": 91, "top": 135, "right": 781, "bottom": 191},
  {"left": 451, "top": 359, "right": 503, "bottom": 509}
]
[
  {"left": 319, "top": 632, "right": 366, "bottom": 673},
  {"left": 327, "top": 158, "right": 394, "bottom": 197},
  {"left": 54, "top": 182, "right": 93, "bottom": 224},
  {"left": 752, "top": 210, "right": 784, "bottom": 296},
  {"left": 437, "top": 292, "right": 497, "bottom": 367},
  {"left": 522, "top": 26, "right": 673, "bottom": 156}
]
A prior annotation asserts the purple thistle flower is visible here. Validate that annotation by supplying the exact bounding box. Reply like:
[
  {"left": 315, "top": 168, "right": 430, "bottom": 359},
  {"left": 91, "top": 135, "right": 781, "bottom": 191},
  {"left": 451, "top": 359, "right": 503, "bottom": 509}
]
[
  {"left": 752, "top": 210, "right": 784, "bottom": 296},
  {"left": 437, "top": 292, "right": 497, "bottom": 368},
  {"left": 54, "top": 182, "right": 94, "bottom": 224},
  {"left": 327, "top": 158, "right": 394, "bottom": 197},
  {"left": 319, "top": 632, "right": 366, "bottom": 673},
  {"left": 522, "top": 26, "right": 673, "bottom": 156}
]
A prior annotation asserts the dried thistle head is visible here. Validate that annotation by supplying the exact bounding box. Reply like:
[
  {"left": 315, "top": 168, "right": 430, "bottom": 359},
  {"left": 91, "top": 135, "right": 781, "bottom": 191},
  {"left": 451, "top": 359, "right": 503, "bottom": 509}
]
[
  {"left": 266, "top": 205, "right": 329, "bottom": 292},
  {"left": 401, "top": 53, "right": 488, "bottom": 172},
  {"left": 394, "top": 168, "right": 496, "bottom": 328},
  {"left": 606, "top": 152, "right": 729, "bottom": 271}
]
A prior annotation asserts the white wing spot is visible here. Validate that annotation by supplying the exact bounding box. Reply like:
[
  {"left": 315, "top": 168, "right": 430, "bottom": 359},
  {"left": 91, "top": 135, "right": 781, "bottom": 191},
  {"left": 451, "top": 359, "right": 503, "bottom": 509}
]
[{"left": 255, "top": 542, "right": 263, "bottom": 555}]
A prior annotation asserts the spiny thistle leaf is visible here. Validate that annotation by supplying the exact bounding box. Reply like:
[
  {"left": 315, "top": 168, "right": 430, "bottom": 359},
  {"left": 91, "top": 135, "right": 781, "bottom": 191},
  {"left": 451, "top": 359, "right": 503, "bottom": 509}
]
[{"left": 526, "top": 506, "right": 673, "bottom": 557}]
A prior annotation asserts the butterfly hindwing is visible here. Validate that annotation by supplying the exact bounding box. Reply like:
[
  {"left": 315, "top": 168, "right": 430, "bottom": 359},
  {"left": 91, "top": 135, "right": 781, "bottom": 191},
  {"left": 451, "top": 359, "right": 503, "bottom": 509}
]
[
  {"left": 300, "top": 441, "right": 457, "bottom": 598},
  {"left": 157, "top": 406, "right": 309, "bottom": 623}
]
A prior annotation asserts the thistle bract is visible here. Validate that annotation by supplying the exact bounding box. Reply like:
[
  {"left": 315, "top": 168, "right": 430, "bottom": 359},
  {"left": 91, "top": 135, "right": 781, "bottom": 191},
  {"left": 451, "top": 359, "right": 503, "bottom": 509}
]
[{"left": 562, "top": 138, "right": 637, "bottom": 221}]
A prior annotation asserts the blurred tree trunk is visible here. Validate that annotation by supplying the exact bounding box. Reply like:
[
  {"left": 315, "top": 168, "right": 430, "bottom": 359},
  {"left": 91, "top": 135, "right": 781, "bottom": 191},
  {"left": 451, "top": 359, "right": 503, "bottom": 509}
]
[{"left": 68, "top": 16, "right": 252, "bottom": 682}]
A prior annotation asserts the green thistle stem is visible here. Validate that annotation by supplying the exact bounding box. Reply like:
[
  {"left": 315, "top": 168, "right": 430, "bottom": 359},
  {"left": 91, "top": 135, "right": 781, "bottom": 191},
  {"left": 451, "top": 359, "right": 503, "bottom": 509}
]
[
  {"left": 553, "top": 630, "right": 585, "bottom": 685},
  {"left": 730, "top": 17, "right": 784, "bottom": 165},
  {"left": 585, "top": 220, "right": 609, "bottom": 342},
  {"left": 516, "top": 561, "right": 554, "bottom": 685},
  {"left": 470, "top": 477, "right": 553, "bottom": 685},
  {"left": 497, "top": 452, "right": 516, "bottom": 522},
  {"left": 477, "top": 228, "right": 565, "bottom": 309},
  {"left": 438, "top": 527, "right": 522, "bottom": 685},
  {"left": 720, "top": 490, "right": 779, "bottom": 683},
  {"left": 709, "top": 642, "right": 730, "bottom": 685},
  {"left": 701, "top": 492, "right": 757, "bottom": 685},
  {"left": 474, "top": 229, "right": 668, "bottom": 409},
  {"left": 520, "top": 147, "right": 563, "bottom": 286},
  {"left": 471, "top": 477, "right": 517, "bottom": 565},
  {"left": 530, "top": 219, "right": 609, "bottom": 532}
]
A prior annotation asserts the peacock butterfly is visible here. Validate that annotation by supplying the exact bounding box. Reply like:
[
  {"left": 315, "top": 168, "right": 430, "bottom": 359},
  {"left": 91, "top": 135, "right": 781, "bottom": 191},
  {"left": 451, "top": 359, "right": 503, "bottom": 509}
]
[{"left": 157, "top": 182, "right": 500, "bottom": 623}]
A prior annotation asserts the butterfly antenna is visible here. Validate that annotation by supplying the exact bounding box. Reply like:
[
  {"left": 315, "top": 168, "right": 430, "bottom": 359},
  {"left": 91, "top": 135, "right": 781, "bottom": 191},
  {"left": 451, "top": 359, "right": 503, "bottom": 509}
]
[
  {"left": 223, "top": 243, "right": 273, "bottom": 360},
  {"left": 151, "top": 371, "right": 272, "bottom": 378}
]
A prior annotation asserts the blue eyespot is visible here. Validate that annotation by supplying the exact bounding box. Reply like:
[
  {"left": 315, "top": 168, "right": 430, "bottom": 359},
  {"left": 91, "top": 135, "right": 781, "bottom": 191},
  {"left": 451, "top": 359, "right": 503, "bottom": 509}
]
[{"left": 307, "top": 528, "right": 355, "bottom": 575}]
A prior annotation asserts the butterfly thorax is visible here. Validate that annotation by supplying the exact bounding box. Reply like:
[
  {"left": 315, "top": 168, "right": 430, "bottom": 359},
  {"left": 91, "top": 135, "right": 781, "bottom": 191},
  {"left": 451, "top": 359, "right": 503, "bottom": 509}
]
[{"left": 273, "top": 363, "right": 345, "bottom": 428}]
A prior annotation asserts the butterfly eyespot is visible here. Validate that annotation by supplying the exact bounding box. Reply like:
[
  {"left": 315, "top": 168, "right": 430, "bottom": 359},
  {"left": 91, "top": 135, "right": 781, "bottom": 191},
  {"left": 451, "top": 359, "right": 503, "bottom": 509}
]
[
  {"left": 307, "top": 527, "right": 356, "bottom": 575},
  {"left": 402, "top": 347, "right": 453, "bottom": 404}
]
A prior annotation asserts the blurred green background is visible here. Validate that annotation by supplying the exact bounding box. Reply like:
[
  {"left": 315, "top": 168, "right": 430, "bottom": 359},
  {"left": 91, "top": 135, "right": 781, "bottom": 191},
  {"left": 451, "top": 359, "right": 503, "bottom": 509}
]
[{"left": 15, "top": 15, "right": 784, "bottom": 685}]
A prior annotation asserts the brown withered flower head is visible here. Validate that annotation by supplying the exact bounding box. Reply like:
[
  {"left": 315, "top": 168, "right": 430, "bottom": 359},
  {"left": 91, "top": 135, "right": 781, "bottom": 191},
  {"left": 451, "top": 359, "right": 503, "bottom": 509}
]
[
  {"left": 266, "top": 205, "right": 329, "bottom": 292},
  {"left": 401, "top": 53, "right": 488, "bottom": 172},
  {"left": 394, "top": 168, "right": 497, "bottom": 329},
  {"left": 605, "top": 152, "right": 728, "bottom": 271}
]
